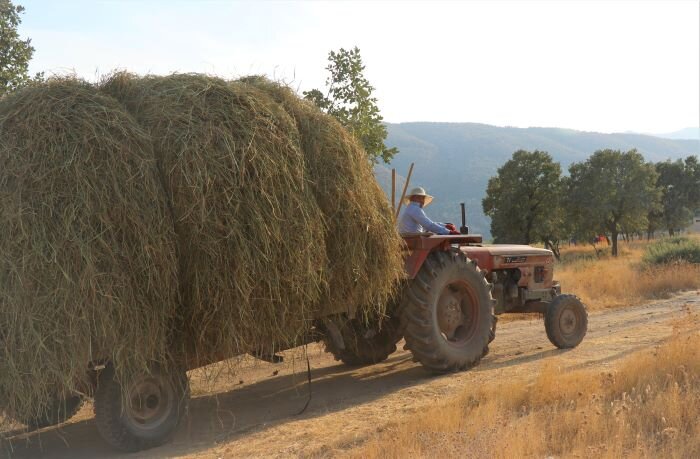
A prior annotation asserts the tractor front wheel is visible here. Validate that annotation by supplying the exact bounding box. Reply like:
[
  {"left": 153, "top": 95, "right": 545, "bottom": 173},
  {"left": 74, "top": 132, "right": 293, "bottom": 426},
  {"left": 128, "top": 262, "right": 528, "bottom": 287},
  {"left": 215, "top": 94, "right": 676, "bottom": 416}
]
[
  {"left": 545, "top": 294, "right": 588, "bottom": 349},
  {"left": 402, "top": 250, "right": 494, "bottom": 373},
  {"left": 94, "top": 364, "right": 189, "bottom": 452}
]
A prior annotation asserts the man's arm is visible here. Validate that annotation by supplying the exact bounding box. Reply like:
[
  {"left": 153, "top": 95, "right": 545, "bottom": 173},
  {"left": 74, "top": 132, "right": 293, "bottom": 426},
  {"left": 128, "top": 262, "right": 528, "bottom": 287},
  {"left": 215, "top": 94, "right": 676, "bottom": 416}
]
[{"left": 410, "top": 206, "right": 450, "bottom": 235}]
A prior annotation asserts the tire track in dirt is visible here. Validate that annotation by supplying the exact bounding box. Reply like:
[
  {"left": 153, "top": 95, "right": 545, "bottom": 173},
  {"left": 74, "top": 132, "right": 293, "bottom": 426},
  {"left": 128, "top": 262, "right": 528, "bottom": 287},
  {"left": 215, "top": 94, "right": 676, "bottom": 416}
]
[{"left": 4, "top": 291, "right": 698, "bottom": 458}]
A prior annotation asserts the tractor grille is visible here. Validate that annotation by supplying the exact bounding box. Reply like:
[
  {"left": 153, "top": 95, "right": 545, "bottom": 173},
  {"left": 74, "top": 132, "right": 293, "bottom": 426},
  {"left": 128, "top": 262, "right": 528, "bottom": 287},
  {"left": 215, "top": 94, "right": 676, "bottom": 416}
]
[{"left": 534, "top": 266, "right": 545, "bottom": 283}]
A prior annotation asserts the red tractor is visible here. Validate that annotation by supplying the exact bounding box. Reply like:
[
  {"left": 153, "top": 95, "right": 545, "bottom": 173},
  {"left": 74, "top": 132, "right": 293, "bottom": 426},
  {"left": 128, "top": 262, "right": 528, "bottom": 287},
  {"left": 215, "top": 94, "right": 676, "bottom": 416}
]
[{"left": 323, "top": 204, "right": 588, "bottom": 373}]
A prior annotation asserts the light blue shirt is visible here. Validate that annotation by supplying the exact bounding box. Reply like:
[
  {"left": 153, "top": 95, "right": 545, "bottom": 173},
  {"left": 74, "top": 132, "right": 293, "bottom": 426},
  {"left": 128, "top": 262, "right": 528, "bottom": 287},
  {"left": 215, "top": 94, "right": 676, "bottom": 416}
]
[{"left": 397, "top": 202, "right": 450, "bottom": 235}]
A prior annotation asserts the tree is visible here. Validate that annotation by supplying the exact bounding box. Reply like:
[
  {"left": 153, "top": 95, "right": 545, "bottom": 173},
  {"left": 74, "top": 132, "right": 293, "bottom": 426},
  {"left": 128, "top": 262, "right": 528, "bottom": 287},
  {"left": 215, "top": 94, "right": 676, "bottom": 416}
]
[
  {"left": 304, "top": 47, "right": 397, "bottom": 164},
  {"left": 482, "top": 150, "right": 565, "bottom": 258},
  {"left": 1, "top": 0, "right": 39, "bottom": 97},
  {"left": 681, "top": 155, "right": 700, "bottom": 220},
  {"left": 650, "top": 157, "right": 700, "bottom": 236},
  {"left": 567, "top": 149, "right": 660, "bottom": 256}
]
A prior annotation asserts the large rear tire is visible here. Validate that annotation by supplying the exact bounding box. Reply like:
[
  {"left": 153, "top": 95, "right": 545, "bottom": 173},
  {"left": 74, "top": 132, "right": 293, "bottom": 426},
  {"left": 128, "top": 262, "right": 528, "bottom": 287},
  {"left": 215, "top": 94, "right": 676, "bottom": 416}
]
[
  {"left": 94, "top": 364, "right": 189, "bottom": 452},
  {"left": 545, "top": 294, "right": 588, "bottom": 349},
  {"left": 323, "top": 317, "right": 401, "bottom": 366},
  {"left": 402, "top": 250, "right": 494, "bottom": 373}
]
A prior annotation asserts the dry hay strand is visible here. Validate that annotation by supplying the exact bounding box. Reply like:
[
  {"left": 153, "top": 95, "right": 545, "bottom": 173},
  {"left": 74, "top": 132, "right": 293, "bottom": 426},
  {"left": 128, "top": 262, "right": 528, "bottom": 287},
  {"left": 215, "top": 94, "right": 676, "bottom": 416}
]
[
  {"left": 100, "top": 73, "right": 327, "bottom": 361},
  {"left": 0, "top": 78, "right": 179, "bottom": 426},
  {"left": 237, "top": 76, "right": 404, "bottom": 323}
]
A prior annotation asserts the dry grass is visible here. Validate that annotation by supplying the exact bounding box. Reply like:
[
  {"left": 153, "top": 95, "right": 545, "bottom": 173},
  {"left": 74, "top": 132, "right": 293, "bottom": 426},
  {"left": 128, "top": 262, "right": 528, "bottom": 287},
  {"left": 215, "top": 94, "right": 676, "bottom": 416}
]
[
  {"left": 236, "top": 76, "right": 404, "bottom": 325},
  {"left": 0, "top": 79, "right": 179, "bottom": 424},
  {"left": 557, "top": 237, "right": 700, "bottom": 311},
  {"left": 100, "top": 72, "right": 330, "bottom": 359},
  {"left": 347, "top": 310, "right": 700, "bottom": 459}
]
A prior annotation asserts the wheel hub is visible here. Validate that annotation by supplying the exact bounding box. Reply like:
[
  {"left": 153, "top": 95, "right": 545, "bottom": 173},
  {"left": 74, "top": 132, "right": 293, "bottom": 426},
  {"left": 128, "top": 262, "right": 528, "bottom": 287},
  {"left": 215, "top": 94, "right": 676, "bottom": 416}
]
[
  {"left": 438, "top": 293, "right": 463, "bottom": 338},
  {"left": 559, "top": 308, "right": 578, "bottom": 336},
  {"left": 124, "top": 376, "right": 174, "bottom": 431},
  {"left": 437, "top": 282, "right": 478, "bottom": 343}
]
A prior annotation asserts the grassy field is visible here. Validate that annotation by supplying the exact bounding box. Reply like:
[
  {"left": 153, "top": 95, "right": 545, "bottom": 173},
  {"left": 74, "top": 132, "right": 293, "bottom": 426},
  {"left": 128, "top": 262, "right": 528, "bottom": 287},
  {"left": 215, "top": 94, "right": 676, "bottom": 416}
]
[
  {"left": 556, "top": 235, "right": 700, "bottom": 311},
  {"left": 345, "top": 235, "right": 700, "bottom": 458},
  {"left": 351, "top": 313, "right": 699, "bottom": 458}
]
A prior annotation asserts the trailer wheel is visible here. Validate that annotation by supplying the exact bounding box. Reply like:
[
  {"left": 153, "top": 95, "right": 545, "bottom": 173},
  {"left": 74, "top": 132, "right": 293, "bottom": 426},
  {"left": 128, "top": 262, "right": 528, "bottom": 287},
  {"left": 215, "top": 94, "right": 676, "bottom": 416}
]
[
  {"left": 94, "top": 364, "right": 189, "bottom": 452},
  {"left": 323, "top": 316, "right": 401, "bottom": 366},
  {"left": 545, "top": 294, "right": 588, "bottom": 349},
  {"left": 15, "top": 394, "right": 84, "bottom": 430},
  {"left": 402, "top": 250, "right": 494, "bottom": 373}
]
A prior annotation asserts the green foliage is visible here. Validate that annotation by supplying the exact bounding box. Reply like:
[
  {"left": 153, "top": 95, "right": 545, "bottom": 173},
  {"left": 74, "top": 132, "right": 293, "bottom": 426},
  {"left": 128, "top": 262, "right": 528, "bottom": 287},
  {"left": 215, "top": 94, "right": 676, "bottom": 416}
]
[
  {"left": 482, "top": 150, "right": 565, "bottom": 256},
  {"left": 304, "top": 47, "right": 397, "bottom": 164},
  {"left": 566, "top": 149, "right": 660, "bottom": 256},
  {"left": 648, "top": 156, "right": 700, "bottom": 236},
  {"left": 643, "top": 237, "right": 700, "bottom": 265},
  {"left": 0, "top": 0, "right": 40, "bottom": 97}
]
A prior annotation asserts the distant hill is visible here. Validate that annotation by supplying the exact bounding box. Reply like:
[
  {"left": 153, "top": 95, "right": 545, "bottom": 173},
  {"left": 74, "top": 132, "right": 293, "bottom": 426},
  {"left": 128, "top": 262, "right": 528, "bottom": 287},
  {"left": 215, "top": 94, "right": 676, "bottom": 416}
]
[
  {"left": 376, "top": 122, "right": 699, "bottom": 239},
  {"left": 655, "top": 127, "right": 700, "bottom": 140}
]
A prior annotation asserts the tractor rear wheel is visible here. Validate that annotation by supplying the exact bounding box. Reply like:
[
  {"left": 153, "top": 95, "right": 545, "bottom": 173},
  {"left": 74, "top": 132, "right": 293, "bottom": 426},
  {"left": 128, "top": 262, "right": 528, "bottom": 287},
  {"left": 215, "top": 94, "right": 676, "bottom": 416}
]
[
  {"left": 402, "top": 250, "right": 494, "bottom": 373},
  {"left": 324, "top": 317, "right": 401, "bottom": 366},
  {"left": 545, "top": 294, "right": 588, "bottom": 349},
  {"left": 94, "top": 364, "right": 189, "bottom": 452}
]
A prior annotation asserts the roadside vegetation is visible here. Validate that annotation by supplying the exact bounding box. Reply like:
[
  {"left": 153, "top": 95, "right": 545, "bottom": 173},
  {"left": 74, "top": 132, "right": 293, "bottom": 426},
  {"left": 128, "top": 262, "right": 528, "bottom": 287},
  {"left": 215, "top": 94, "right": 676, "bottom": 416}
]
[
  {"left": 643, "top": 236, "right": 700, "bottom": 265},
  {"left": 483, "top": 150, "right": 700, "bottom": 258},
  {"left": 556, "top": 235, "right": 700, "bottom": 311},
  {"left": 349, "top": 309, "right": 699, "bottom": 459}
]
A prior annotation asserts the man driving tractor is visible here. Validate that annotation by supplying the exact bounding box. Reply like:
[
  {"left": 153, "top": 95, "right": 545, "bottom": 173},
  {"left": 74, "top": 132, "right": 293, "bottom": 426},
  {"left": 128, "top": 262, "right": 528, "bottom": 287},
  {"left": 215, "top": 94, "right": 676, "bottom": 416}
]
[{"left": 397, "top": 187, "right": 460, "bottom": 235}]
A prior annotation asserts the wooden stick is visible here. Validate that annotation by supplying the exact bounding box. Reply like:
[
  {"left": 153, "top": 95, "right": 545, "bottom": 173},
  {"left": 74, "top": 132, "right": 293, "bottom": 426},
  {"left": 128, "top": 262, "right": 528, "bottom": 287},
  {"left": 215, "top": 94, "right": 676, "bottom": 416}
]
[
  {"left": 391, "top": 168, "right": 396, "bottom": 215},
  {"left": 395, "top": 162, "right": 414, "bottom": 220}
]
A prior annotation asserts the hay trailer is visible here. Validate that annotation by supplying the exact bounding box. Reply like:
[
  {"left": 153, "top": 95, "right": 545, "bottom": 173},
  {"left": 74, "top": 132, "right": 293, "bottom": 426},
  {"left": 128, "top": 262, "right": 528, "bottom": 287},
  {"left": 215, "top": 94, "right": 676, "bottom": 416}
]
[
  {"left": 322, "top": 230, "right": 588, "bottom": 373},
  {"left": 13, "top": 232, "right": 587, "bottom": 454},
  {"left": 91, "top": 228, "right": 587, "bottom": 453}
]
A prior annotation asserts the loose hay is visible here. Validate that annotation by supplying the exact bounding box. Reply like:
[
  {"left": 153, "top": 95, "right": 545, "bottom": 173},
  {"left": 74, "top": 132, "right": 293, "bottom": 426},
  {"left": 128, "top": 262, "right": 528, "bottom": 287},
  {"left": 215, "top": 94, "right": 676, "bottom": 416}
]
[
  {"left": 237, "top": 76, "right": 404, "bottom": 323},
  {"left": 0, "top": 79, "right": 179, "bottom": 425},
  {"left": 0, "top": 72, "right": 404, "bottom": 429},
  {"left": 100, "top": 73, "right": 328, "bottom": 362}
]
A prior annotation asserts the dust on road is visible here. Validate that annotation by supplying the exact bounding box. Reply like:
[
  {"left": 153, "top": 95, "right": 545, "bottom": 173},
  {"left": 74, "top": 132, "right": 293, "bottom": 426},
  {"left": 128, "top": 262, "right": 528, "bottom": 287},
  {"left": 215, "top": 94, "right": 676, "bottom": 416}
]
[{"left": 4, "top": 291, "right": 698, "bottom": 458}]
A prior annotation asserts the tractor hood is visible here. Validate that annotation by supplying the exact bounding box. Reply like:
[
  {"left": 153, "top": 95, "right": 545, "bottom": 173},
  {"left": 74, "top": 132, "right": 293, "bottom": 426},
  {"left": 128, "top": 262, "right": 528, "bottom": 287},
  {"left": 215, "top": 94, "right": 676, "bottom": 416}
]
[
  {"left": 463, "top": 245, "right": 553, "bottom": 257},
  {"left": 461, "top": 244, "right": 554, "bottom": 272}
]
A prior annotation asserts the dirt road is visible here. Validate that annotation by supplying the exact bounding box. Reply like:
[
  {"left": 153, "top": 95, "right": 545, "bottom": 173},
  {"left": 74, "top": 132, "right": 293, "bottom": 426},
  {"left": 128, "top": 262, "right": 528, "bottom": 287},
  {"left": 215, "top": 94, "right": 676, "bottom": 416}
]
[{"left": 4, "top": 291, "right": 698, "bottom": 458}]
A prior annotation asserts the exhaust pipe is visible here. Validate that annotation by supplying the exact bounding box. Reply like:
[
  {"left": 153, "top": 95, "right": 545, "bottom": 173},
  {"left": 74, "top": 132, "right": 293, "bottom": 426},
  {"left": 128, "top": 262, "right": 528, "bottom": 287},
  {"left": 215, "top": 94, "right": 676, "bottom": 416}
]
[{"left": 460, "top": 203, "right": 469, "bottom": 234}]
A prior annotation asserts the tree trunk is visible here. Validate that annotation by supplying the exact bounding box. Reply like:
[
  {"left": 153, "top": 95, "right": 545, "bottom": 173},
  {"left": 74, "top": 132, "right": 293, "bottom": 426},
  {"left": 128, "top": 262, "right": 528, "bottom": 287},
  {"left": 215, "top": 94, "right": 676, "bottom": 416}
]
[
  {"left": 611, "top": 230, "right": 619, "bottom": 256},
  {"left": 544, "top": 240, "right": 561, "bottom": 261},
  {"left": 669, "top": 228, "right": 675, "bottom": 237}
]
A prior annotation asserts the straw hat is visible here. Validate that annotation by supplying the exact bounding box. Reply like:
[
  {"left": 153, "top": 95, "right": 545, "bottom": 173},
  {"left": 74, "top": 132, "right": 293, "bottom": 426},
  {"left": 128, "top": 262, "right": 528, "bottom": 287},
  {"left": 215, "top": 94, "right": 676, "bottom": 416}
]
[{"left": 404, "top": 186, "right": 433, "bottom": 206}]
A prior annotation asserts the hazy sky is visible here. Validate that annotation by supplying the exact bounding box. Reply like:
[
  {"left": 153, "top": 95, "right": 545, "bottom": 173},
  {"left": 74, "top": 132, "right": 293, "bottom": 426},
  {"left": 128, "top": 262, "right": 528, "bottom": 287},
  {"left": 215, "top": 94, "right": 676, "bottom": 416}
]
[{"left": 18, "top": 0, "right": 700, "bottom": 133}]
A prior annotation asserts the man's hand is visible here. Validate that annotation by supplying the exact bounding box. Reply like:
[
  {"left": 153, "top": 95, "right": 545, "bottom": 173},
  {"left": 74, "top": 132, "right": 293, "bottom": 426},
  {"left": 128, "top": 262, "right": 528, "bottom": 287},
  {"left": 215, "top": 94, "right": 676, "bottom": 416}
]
[{"left": 445, "top": 223, "right": 457, "bottom": 232}]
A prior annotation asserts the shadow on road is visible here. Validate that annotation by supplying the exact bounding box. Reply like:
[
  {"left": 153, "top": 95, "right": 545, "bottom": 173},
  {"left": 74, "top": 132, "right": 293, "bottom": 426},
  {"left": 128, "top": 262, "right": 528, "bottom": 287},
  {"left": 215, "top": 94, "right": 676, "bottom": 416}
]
[{"left": 2, "top": 353, "right": 434, "bottom": 458}]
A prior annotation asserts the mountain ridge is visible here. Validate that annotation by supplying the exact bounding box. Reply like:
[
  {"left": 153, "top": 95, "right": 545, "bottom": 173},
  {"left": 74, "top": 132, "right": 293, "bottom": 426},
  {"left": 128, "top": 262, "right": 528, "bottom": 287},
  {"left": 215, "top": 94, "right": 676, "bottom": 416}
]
[
  {"left": 377, "top": 122, "right": 699, "bottom": 239},
  {"left": 654, "top": 127, "right": 700, "bottom": 140}
]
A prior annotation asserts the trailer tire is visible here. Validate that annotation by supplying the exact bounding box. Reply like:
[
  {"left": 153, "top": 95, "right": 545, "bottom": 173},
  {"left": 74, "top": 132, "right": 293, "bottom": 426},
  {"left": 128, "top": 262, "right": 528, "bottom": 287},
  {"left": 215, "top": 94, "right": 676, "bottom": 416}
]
[
  {"left": 324, "top": 317, "right": 400, "bottom": 366},
  {"left": 94, "top": 364, "right": 189, "bottom": 452},
  {"left": 402, "top": 250, "right": 494, "bottom": 373},
  {"left": 545, "top": 294, "right": 588, "bottom": 349}
]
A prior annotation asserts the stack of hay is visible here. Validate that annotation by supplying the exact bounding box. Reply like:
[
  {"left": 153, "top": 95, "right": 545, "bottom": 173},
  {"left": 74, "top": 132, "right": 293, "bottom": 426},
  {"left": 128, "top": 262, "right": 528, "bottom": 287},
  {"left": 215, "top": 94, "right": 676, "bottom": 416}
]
[
  {"left": 0, "top": 79, "right": 179, "bottom": 423},
  {"left": 0, "top": 73, "right": 403, "bottom": 426}
]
